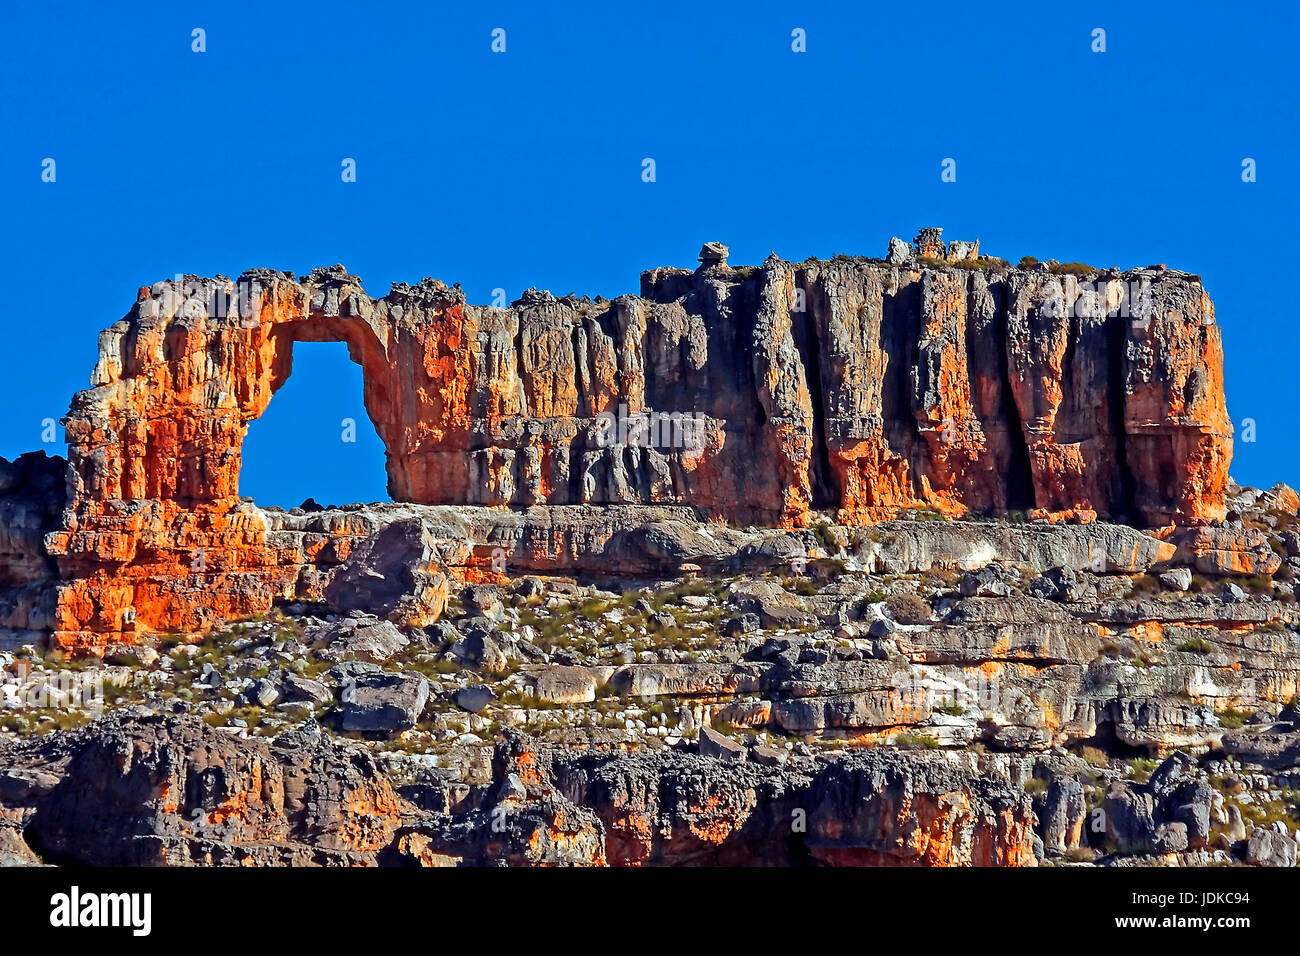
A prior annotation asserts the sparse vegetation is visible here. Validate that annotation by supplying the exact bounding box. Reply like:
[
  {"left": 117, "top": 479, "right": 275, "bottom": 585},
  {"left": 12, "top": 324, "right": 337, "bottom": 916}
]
[
  {"left": 1049, "top": 261, "right": 1100, "bottom": 276},
  {"left": 1127, "top": 573, "right": 1161, "bottom": 596},
  {"left": 886, "top": 592, "right": 931, "bottom": 624},
  {"left": 1217, "top": 707, "right": 1252, "bottom": 730},
  {"left": 1079, "top": 745, "right": 1110, "bottom": 769},
  {"left": 1126, "top": 757, "right": 1158, "bottom": 783}
]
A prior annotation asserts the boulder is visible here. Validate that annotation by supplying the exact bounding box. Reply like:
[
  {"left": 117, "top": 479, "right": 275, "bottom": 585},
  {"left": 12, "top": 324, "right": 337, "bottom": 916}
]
[
  {"left": 867, "top": 617, "right": 896, "bottom": 639},
  {"left": 533, "top": 666, "right": 597, "bottom": 704},
  {"left": 454, "top": 684, "right": 496, "bottom": 714},
  {"left": 721, "top": 613, "right": 760, "bottom": 637},
  {"left": 311, "top": 617, "right": 409, "bottom": 663},
  {"left": 1104, "top": 783, "right": 1156, "bottom": 854},
  {"left": 698, "top": 725, "right": 746, "bottom": 761},
  {"left": 1152, "top": 822, "right": 1189, "bottom": 854},
  {"left": 1259, "top": 483, "right": 1299, "bottom": 517},
  {"left": 282, "top": 674, "right": 333, "bottom": 706},
  {"left": 449, "top": 620, "right": 511, "bottom": 672},
  {"left": 959, "top": 564, "right": 1017, "bottom": 598},
  {"left": 1039, "top": 778, "right": 1086, "bottom": 855},
  {"left": 460, "top": 584, "right": 504, "bottom": 621},
  {"left": 324, "top": 518, "right": 450, "bottom": 626},
  {"left": 1165, "top": 780, "right": 1213, "bottom": 849},
  {"left": 249, "top": 678, "right": 280, "bottom": 708},
  {"left": 1245, "top": 827, "right": 1297, "bottom": 867},
  {"left": 1028, "top": 567, "right": 1080, "bottom": 603},
  {"left": 729, "top": 580, "right": 817, "bottom": 629},
  {"left": 1157, "top": 568, "right": 1193, "bottom": 591},
  {"left": 340, "top": 672, "right": 430, "bottom": 733}
]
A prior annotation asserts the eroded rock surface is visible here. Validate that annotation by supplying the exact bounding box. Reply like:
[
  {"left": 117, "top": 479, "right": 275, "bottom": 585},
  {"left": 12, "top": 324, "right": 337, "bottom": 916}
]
[
  {"left": 7, "top": 712, "right": 403, "bottom": 865},
  {"left": 0, "top": 715, "right": 1035, "bottom": 867},
  {"left": 28, "top": 237, "right": 1230, "bottom": 647}
]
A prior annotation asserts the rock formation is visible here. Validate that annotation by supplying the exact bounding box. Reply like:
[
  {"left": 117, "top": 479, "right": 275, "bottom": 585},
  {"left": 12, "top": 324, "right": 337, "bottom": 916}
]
[
  {"left": 1, "top": 714, "right": 1035, "bottom": 867},
  {"left": 7, "top": 713, "right": 403, "bottom": 865},
  {"left": 3, "top": 234, "right": 1296, "bottom": 872},
  {"left": 15, "top": 232, "right": 1230, "bottom": 649}
]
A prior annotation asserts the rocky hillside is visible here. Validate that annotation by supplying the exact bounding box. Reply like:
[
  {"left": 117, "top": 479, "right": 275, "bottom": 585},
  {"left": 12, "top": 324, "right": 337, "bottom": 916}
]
[
  {"left": 2, "top": 234, "right": 1295, "bottom": 868},
  {"left": 2, "top": 477, "right": 1299, "bottom": 866}
]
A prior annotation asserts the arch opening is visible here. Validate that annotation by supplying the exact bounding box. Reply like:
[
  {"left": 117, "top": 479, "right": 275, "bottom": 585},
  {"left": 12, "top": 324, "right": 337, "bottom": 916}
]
[{"left": 240, "top": 340, "right": 391, "bottom": 508}]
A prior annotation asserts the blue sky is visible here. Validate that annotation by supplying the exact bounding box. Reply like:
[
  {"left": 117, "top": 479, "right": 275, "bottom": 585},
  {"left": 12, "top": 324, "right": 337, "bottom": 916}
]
[{"left": 2, "top": 0, "right": 1295, "bottom": 506}]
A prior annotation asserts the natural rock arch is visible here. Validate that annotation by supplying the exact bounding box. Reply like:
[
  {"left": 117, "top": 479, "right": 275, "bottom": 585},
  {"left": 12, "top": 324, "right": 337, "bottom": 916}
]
[
  {"left": 40, "top": 241, "right": 1233, "bottom": 649},
  {"left": 63, "top": 266, "right": 394, "bottom": 506}
]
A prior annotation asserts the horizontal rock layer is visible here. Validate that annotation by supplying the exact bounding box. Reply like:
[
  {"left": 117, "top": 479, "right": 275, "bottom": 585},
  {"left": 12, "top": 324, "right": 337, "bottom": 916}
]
[
  {"left": 58, "top": 256, "right": 1225, "bottom": 526},
  {"left": 33, "top": 495, "right": 1212, "bottom": 649}
]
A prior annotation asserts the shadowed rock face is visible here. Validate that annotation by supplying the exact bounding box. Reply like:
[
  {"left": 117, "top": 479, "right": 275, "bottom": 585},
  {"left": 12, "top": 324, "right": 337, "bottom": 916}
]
[
  {"left": 0, "top": 452, "right": 65, "bottom": 649},
  {"left": 0, "top": 716, "right": 1035, "bottom": 867},
  {"left": 12, "top": 713, "right": 403, "bottom": 866},
  {"left": 25, "top": 241, "right": 1230, "bottom": 647}
]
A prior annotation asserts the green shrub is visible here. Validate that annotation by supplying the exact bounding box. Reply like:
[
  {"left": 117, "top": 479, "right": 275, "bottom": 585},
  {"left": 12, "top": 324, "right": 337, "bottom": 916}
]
[
  {"left": 579, "top": 598, "right": 612, "bottom": 620},
  {"left": 782, "top": 576, "right": 820, "bottom": 597},
  {"left": 1080, "top": 745, "right": 1110, "bottom": 768},
  {"left": 1050, "top": 261, "right": 1100, "bottom": 276},
  {"left": 1217, "top": 707, "right": 1251, "bottom": 730},
  {"left": 1127, "top": 757, "right": 1158, "bottom": 783},
  {"left": 810, "top": 519, "right": 839, "bottom": 554}
]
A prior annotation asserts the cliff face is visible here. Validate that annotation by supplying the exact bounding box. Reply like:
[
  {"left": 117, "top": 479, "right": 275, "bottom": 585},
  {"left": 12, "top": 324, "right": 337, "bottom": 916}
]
[
  {"left": 2, "top": 714, "right": 1035, "bottom": 867},
  {"left": 12, "top": 714, "right": 404, "bottom": 866},
  {"left": 36, "top": 233, "right": 1231, "bottom": 647}
]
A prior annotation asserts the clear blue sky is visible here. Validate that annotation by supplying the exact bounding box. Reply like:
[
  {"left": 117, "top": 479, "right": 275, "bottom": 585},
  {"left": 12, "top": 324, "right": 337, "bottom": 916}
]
[{"left": 3, "top": 0, "right": 1295, "bottom": 506}]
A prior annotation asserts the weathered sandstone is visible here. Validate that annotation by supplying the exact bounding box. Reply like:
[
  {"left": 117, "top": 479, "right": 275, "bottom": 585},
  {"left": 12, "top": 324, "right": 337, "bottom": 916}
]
[{"left": 0, "top": 234, "right": 1236, "bottom": 646}]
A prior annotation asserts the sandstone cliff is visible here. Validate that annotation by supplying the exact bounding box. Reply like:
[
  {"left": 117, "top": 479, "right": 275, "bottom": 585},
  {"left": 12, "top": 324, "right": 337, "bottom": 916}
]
[{"left": 19, "top": 231, "right": 1234, "bottom": 646}]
